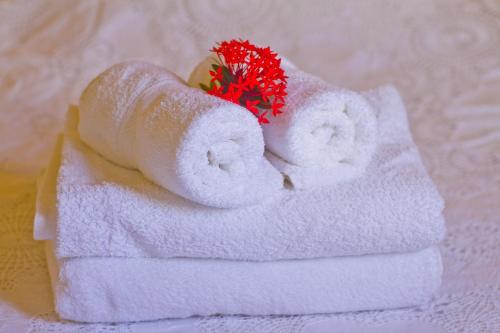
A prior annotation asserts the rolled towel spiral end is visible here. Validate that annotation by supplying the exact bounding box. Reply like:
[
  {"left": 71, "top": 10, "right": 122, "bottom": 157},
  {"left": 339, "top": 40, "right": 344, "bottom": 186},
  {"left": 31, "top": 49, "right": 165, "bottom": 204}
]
[{"left": 263, "top": 64, "right": 378, "bottom": 189}]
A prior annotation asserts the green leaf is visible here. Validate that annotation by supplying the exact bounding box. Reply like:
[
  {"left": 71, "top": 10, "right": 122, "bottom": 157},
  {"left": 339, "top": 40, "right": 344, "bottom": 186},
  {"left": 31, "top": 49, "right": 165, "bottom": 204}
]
[{"left": 221, "top": 65, "right": 233, "bottom": 84}]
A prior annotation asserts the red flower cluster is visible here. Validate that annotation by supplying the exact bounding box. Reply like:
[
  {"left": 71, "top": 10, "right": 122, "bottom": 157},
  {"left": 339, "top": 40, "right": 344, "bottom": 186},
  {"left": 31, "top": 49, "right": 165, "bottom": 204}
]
[{"left": 200, "top": 39, "right": 287, "bottom": 124}]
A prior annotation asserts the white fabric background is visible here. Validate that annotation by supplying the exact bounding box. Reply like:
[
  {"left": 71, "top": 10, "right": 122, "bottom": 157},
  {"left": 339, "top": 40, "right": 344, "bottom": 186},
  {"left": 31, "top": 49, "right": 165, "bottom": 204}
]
[{"left": 0, "top": 0, "right": 499, "bottom": 332}]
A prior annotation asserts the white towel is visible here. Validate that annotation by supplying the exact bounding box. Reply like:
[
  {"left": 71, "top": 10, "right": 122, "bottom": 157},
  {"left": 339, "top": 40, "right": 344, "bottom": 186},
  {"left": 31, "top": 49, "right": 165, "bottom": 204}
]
[
  {"left": 79, "top": 61, "right": 283, "bottom": 208},
  {"left": 45, "top": 241, "right": 442, "bottom": 323},
  {"left": 34, "top": 86, "right": 446, "bottom": 261},
  {"left": 188, "top": 57, "right": 377, "bottom": 189}
]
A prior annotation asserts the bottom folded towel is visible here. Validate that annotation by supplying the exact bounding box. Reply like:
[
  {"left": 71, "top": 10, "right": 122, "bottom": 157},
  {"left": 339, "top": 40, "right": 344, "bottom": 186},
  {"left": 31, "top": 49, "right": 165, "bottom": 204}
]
[{"left": 45, "top": 242, "right": 442, "bottom": 323}]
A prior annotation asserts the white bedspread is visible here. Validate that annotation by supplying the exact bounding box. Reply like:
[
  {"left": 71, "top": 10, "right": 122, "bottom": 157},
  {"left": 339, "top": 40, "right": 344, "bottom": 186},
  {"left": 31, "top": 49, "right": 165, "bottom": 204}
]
[{"left": 0, "top": 1, "right": 499, "bottom": 332}]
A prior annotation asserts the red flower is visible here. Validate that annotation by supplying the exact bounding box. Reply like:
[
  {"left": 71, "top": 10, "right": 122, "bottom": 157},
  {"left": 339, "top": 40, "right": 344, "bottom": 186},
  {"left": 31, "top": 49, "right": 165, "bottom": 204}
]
[
  {"left": 245, "top": 99, "right": 260, "bottom": 116},
  {"left": 257, "top": 111, "right": 270, "bottom": 124},
  {"left": 271, "top": 102, "right": 284, "bottom": 116},
  {"left": 209, "top": 67, "right": 223, "bottom": 83},
  {"left": 201, "top": 39, "right": 288, "bottom": 124}
]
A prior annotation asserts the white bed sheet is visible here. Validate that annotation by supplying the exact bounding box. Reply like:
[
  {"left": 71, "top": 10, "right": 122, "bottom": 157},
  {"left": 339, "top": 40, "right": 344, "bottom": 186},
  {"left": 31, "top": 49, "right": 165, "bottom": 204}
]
[{"left": 0, "top": 0, "right": 499, "bottom": 332}]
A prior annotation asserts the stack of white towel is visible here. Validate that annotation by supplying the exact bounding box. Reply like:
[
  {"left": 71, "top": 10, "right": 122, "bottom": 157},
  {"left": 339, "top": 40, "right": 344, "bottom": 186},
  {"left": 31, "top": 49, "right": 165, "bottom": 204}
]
[{"left": 34, "top": 60, "right": 445, "bottom": 323}]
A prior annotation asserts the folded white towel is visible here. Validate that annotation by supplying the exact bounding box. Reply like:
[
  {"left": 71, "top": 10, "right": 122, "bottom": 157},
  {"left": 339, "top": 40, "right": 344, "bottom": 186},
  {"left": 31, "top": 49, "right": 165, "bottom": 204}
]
[
  {"left": 45, "top": 241, "right": 442, "bottom": 322},
  {"left": 34, "top": 87, "right": 446, "bottom": 261},
  {"left": 188, "top": 57, "right": 377, "bottom": 189},
  {"left": 79, "top": 61, "right": 283, "bottom": 208}
]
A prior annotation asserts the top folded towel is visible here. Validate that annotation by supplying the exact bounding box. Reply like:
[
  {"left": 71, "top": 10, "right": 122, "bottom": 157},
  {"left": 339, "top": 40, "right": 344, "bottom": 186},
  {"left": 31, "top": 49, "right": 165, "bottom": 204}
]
[
  {"left": 35, "top": 85, "right": 445, "bottom": 261},
  {"left": 189, "top": 57, "right": 377, "bottom": 189},
  {"left": 79, "top": 61, "right": 283, "bottom": 208}
]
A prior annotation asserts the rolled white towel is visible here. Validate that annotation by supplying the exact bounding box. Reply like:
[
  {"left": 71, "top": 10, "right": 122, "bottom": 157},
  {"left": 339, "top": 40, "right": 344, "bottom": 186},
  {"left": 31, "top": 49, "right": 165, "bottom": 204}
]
[
  {"left": 79, "top": 61, "right": 283, "bottom": 208},
  {"left": 188, "top": 57, "right": 378, "bottom": 189}
]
